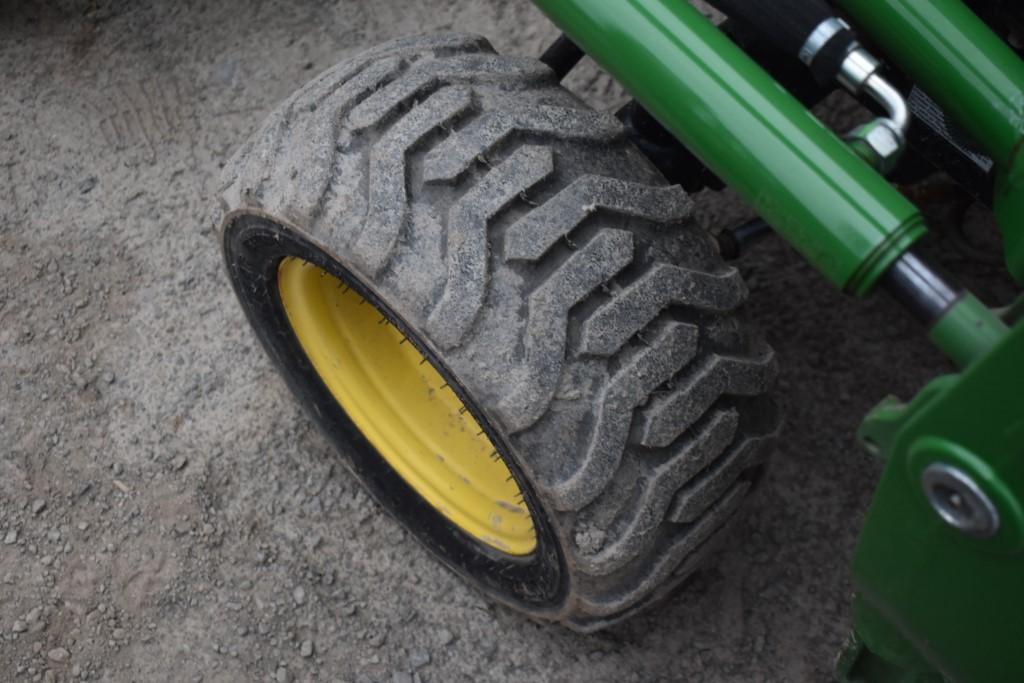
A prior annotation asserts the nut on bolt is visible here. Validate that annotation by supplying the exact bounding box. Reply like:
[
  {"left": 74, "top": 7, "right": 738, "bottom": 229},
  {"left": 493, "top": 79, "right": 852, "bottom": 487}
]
[
  {"left": 848, "top": 119, "right": 905, "bottom": 174},
  {"left": 921, "top": 462, "right": 1000, "bottom": 539},
  {"left": 836, "top": 46, "right": 909, "bottom": 175}
]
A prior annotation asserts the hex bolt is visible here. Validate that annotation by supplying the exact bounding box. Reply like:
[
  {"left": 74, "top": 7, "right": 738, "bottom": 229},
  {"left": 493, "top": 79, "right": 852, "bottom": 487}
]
[{"left": 921, "top": 463, "right": 1000, "bottom": 538}]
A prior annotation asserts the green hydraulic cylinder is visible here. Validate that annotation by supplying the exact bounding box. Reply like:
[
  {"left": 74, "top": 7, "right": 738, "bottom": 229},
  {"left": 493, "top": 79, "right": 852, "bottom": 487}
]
[
  {"left": 836, "top": 0, "right": 1024, "bottom": 170},
  {"left": 836, "top": 0, "right": 1024, "bottom": 282},
  {"left": 531, "top": 0, "right": 926, "bottom": 296}
]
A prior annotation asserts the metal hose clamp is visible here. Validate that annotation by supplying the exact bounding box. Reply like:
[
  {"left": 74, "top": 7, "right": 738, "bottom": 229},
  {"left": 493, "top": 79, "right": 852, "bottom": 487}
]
[{"left": 799, "top": 17, "right": 851, "bottom": 65}]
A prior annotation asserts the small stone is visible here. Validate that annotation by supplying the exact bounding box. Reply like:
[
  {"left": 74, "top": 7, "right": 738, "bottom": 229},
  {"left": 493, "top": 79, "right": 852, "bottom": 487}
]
[
  {"left": 292, "top": 586, "right": 306, "bottom": 606},
  {"left": 46, "top": 647, "right": 70, "bottom": 662},
  {"left": 392, "top": 673, "right": 413, "bottom": 683},
  {"left": 368, "top": 629, "right": 387, "bottom": 648},
  {"left": 299, "top": 639, "right": 314, "bottom": 658},
  {"left": 409, "top": 649, "right": 430, "bottom": 669},
  {"left": 275, "top": 666, "right": 291, "bottom": 683},
  {"left": 574, "top": 526, "right": 606, "bottom": 554},
  {"left": 112, "top": 628, "right": 127, "bottom": 640},
  {"left": 102, "top": 371, "right": 115, "bottom": 385},
  {"left": 78, "top": 176, "right": 97, "bottom": 194},
  {"left": 3, "top": 529, "right": 17, "bottom": 545},
  {"left": 40, "top": 555, "right": 54, "bottom": 566},
  {"left": 32, "top": 498, "right": 47, "bottom": 515},
  {"left": 171, "top": 456, "right": 188, "bottom": 471},
  {"left": 112, "top": 463, "right": 123, "bottom": 476},
  {"left": 436, "top": 628, "right": 454, "bottom": 646},
  {"left": 12, "top": 620, "right": 27, "bottom": 633}
]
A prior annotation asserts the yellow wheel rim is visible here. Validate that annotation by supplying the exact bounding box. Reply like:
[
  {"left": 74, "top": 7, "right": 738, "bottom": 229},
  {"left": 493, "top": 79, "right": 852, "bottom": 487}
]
[{"left": 277, "top": 257, "right": 537, "bottom": 555}]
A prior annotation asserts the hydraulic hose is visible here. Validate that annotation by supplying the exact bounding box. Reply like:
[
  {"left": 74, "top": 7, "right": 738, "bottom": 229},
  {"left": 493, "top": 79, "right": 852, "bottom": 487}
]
[
  {"left": 706, "top": 0, "right": 856, "bottom": 84},
  {"left": 707, "top": 0, "right": 910, "bottom": 173}
]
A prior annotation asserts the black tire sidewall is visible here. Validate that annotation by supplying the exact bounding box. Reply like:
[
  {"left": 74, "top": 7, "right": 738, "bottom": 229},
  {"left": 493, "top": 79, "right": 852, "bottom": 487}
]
[{"left": 222, "top": 211, "right": 568, "bottom": 611}]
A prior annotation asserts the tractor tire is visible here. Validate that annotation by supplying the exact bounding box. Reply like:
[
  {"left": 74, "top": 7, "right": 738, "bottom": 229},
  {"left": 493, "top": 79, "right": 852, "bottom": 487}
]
[{"left": 219, "top": 33, "right": 779, "bottom": 631}]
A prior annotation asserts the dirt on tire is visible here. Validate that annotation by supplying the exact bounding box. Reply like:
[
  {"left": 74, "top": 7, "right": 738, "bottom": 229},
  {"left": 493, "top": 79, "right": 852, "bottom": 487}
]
[{"left": 220, "top": 33, "right": 778, "bottom": 631}]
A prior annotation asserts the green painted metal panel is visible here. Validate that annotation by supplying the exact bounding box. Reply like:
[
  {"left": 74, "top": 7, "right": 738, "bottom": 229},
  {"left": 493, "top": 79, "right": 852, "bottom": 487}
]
[{"left": 855, "top": 321, "right": 1024, "bottom": 682}]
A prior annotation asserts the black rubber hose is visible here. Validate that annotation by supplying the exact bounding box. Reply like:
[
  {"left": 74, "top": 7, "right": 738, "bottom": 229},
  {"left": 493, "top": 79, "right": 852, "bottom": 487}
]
[
  {"left": 707, "top": 0, "right": 855, "bottom": 84},
  {"left": 707, "top": 0, "right": 832, "bottom": 55}
]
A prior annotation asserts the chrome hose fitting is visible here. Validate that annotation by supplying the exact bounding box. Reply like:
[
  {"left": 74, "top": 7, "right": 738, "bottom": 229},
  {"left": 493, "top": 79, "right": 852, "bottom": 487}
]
[
  {"left": 800, "top": 18, "right": 910, "bottom": 174},
  {"left": 840, "top": 47, "right": 910, "bottom": 173}
]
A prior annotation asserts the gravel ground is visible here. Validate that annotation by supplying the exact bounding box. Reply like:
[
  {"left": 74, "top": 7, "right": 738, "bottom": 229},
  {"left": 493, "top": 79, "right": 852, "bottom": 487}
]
[{"left": 1, "top": 1, "right": 1016, "bottom": 682}]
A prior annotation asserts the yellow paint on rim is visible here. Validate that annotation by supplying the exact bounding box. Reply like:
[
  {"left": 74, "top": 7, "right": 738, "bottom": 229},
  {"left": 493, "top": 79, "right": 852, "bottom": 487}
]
[{"left": 277, "top": 257, "right": 536, "bottom": 555}]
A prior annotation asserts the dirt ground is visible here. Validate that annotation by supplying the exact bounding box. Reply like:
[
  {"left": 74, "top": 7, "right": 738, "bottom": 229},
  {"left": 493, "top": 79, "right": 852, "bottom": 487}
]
[{"left": 1, "top": 1, "right": 1016, "bottom": 682}]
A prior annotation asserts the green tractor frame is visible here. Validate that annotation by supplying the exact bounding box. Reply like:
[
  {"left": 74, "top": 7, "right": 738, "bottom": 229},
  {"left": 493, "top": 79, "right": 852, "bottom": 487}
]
[{"left": 219, "top": 1, "right": 1024, "bottom": 680}]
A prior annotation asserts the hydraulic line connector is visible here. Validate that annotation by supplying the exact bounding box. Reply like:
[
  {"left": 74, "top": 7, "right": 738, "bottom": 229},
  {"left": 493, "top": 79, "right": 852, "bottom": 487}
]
[
  {"left": 708, "top": 0, "right": 911, "bottom": 173},
  {"left": 799, "top": 18, "right": 910, "bottom": 173}
]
